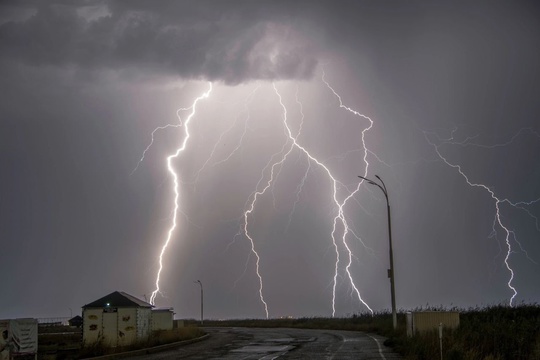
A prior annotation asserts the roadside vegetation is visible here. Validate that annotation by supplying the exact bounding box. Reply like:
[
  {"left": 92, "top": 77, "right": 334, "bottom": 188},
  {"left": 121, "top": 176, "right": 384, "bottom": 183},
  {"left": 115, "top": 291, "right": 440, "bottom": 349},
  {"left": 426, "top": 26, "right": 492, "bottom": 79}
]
[
  {"left": 148, "top": 326, "right": 206, "bottom": 347},
  {"left": 40, "top": 326, "right": 204, "bottom": 359},
  {"left": 38, "top": 325, "right": 82, "bottom": 360},
  {"left": 38, "top": 304, "right": 539, "bottom": 359},
  {"left": 196, "top": 303, "right": 540, "bottom": 360},
  {"left": 78, "top": 326, "right": 205, "bottom": 358}
]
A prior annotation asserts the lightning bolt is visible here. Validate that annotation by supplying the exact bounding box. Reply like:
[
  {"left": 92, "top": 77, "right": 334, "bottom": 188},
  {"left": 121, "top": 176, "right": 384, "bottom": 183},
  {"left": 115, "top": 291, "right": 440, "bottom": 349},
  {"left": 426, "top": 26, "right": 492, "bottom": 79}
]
[
  {"left": 320, "top": 73, "right": 375, "bottom": 316},
  {"left": 190, "top": 85, "right": 260, "bottom": 185},
  {"left": 149, "top": 82, "right": 213, "bottom": 305},
  {"left": 285, "top": 159, "right": 311, "bottom": 233},
  {"left": 238, "top": 74, "right": 377, "bottom": 318},
  {"left": 284, "top": 86, "right": 310, "bottom": 233},
  {"left": 140, "top": 71, "right": 389, "bottom": 316},
  {"left": 241, "top": 106, "right": 297, "bottom": 318},
  {"left": 424, "top": 127, "right": 540, "bottom": 305},
  {"left": 130, "top": 123, "right": 180, "bottom": 176},
  {"left": 131, "top": 101, "right": 203, "bottom": 176}
]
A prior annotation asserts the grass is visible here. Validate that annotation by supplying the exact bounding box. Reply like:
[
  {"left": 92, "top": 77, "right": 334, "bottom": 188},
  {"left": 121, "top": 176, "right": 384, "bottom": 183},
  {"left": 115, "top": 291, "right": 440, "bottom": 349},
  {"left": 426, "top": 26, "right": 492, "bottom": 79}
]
[
  {"left": 78, "top": 326, "right": 205, "bottom": 358},
  {"left": 147, "top": 327, "right": 206, "bottom": 347},
  {"left": 79, "top": 326, "right": 205, "bottom": 358},
  {"left": 195, "top": 303, "right": 540, "bottom": 360},
  {"left": 38, "top": 325, "right": 82, "bottom": 359}
]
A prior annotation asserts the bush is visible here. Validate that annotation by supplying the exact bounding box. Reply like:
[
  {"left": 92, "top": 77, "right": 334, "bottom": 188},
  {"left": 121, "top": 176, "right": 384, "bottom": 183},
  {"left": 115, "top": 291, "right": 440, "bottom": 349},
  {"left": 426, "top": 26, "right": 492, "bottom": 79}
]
[
  {"left": 148, "top": 327, "right": 205, "bottom": 347},
  {"left": 78, "top": 326, "right": 206, "bottom": 358}
]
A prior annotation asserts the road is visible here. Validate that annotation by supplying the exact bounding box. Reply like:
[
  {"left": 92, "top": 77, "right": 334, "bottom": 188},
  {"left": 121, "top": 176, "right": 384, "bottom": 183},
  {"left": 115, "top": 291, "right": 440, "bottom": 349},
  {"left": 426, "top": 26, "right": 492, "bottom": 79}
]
[{"left": 129, "top": 327, "right": 402, "bottom": 359}]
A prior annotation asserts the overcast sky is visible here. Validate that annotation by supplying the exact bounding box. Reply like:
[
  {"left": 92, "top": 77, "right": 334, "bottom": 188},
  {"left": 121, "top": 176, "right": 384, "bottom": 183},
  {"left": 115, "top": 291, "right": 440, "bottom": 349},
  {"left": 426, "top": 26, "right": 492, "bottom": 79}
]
[{"left": 1, "top": 1, "right": 539, "bottom": 320}]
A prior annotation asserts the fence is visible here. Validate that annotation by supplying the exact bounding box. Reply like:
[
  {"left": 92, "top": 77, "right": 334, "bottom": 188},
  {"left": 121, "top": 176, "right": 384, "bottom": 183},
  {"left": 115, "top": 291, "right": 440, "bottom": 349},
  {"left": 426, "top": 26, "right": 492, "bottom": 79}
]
[{"left": 37, "top": 317, "right": 71, "bottom": 326}]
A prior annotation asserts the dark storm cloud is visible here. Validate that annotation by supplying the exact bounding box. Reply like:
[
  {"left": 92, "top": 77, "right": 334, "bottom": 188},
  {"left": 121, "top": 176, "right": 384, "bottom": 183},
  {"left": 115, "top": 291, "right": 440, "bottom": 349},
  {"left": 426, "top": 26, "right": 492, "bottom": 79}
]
[
  {"left": 6, "top": 0, "right": 536, "bottom": 87},
  {"left": 0, "top": 0, "right": 321, "bottom": 83}
]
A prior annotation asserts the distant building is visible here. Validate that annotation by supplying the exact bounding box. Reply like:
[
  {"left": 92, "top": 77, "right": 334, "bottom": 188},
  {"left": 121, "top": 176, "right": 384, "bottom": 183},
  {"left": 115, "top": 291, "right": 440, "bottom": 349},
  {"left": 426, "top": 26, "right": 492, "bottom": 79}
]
[
  {"left": 82, "top": 291, "right": 153, "bottom": 347},
  {"left": 406, "top": 311, "right": 460, "bottom": 336},
  {"left": 68, "top": 315, "right": 83, "bottom": 328}
]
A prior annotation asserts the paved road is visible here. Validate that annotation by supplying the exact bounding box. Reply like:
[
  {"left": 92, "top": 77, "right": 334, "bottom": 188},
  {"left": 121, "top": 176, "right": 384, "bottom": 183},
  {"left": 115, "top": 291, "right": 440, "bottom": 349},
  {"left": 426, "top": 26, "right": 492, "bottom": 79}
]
[{"left": 130, "top": 327, "right": 402, "bottom": 359}]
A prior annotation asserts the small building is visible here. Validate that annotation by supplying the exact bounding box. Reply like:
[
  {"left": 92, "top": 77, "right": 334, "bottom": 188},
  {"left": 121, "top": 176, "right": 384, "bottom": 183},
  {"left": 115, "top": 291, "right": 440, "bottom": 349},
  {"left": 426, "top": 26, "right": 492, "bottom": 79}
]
[
  {"left": 68, "top": 315, "right": 83, "bottom": 328},
  {"left": 173, "top": 319, "right": 185, "bottom": 329},
  {"left": 151, "top": 308, "right": 174, "bottom": 331},
  {"left": 406, "top": 311, "right": 460, "bottom": 336},
  {"left": 82, "top": 291, "right": 153, "bottom": 347}
]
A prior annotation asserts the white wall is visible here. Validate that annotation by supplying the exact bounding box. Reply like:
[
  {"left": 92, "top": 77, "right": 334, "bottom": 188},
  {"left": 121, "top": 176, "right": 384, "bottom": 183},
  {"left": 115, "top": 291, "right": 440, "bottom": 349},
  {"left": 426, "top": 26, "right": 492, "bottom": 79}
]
[
  {"left": 117, "top": 308, "right": 138, "bottom": 346},
  {"left": 151, "top": 310, "right": 173, "bottom": 331},
  {"left": 136, "top": 308, "right": 152, "bottom": 341},
  {"left": 82, "top": 309, "right": 103, "bottom": 345},
  {"left": 83, "top": 307, "right": 152, "bottom": 347}
]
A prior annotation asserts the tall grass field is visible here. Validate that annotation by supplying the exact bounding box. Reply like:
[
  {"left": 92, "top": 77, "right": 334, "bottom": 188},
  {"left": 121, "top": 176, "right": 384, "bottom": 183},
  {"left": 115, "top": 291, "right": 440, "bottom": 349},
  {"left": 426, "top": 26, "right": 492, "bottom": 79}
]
[{"left": 198, "top": 304, "right": 540, "bottom": 360}]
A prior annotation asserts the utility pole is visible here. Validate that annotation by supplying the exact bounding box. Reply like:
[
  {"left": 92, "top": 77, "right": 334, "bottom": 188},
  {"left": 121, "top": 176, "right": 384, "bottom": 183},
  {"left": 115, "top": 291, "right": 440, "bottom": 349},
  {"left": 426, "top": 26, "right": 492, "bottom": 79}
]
[
  {"left": 194, "top": 280, "right": 203, "bottom": 325},
  {"left": 358, "top": 174, "right": 397, "bottom": 330}
]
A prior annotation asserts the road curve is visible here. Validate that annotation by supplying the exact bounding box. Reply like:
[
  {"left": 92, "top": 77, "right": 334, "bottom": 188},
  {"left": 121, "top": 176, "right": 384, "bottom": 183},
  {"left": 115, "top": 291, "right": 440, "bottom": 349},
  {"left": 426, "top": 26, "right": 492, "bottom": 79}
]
[{"left": 129, "top": 327, "right": 402, "bottom": 359}]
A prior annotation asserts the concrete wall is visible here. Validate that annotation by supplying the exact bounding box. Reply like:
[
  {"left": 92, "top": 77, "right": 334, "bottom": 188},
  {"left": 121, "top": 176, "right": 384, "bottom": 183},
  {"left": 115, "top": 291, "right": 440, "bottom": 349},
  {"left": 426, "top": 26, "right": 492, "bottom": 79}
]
[
  {"left": 407, "top": 311, "right": 460, "bottom": 336},
  {"left": 102, "top": 311, "right": 118, "bottom": 346},
  {"left": 82, "top": 309, "right": 103, "bottom": 345},
  {"left": 83, "top": 307, "right": 152, "bottom": 347},
  {"left": 173, "top": 319, "right": 185, "bottom": 329},
  {"left": 117, "top": 308, "right": 138, "bottom": 346},
  {"left": 151, "top": 310, "right": 174, "bottom": 331},
  {"left": 136, "top": 308, "right": 152, "bottom": 341}
]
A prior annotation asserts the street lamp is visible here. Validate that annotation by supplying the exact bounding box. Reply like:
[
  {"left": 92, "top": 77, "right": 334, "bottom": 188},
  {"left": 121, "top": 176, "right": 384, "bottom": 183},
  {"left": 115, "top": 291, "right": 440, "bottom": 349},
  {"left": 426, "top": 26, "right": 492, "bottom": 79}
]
[
  {"left": 194, "top": 280, "right": 203, "bottom": 325},
  {"left": 358, "top": 174, "right": 397, "bottom": 330}
]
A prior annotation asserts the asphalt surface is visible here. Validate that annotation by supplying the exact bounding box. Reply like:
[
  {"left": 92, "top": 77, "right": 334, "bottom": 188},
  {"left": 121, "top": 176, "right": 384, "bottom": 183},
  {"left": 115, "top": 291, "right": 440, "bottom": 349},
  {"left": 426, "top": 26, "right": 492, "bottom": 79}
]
[{"left": 128, "top": 327, "right": 402, "bottom": 359}]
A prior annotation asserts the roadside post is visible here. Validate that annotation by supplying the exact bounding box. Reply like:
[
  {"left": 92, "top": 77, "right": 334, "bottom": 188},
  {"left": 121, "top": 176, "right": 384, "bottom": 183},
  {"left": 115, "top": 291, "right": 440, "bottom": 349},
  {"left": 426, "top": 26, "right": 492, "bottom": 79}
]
[{"left": 439, "top": 322, "right": 443, "bottom": 360}]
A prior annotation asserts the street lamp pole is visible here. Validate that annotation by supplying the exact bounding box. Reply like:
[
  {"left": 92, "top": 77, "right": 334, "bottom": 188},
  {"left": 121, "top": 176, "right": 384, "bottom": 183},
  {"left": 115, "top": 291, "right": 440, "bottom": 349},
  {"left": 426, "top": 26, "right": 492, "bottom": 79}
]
[
  {"left": 194, "top": 280, "right": 203, "bottom": 325},
  {"left": 358, "top": 174, "right": 397, "bottom": 330}
]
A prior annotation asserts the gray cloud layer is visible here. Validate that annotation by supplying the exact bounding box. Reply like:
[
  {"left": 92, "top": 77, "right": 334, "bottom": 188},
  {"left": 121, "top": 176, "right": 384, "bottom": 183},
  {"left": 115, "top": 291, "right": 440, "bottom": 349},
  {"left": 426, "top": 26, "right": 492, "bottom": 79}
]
[
  {"left": 4, "top": 0, "right": 537, "bottom": 87},
  {"left": 0, "top": 1, "right": 323, "bottom": 83}
]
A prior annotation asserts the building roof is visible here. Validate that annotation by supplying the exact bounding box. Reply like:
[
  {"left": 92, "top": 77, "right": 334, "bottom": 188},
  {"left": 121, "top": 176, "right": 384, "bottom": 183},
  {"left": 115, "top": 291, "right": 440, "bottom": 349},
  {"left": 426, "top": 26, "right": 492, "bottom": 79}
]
[
  {"left": 82, "top": 291, "right": 153, "bottom": 309},
  {"left": 152, "top": 308, "right": 174, "bottom": 312},
  {"left": 68, "top": 315, "right": 83, "bottom": 326}
]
